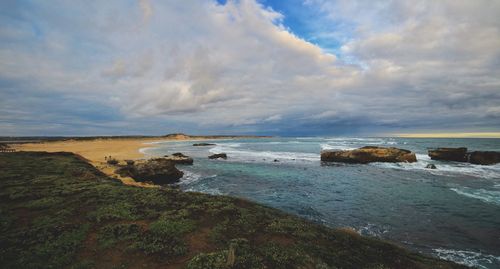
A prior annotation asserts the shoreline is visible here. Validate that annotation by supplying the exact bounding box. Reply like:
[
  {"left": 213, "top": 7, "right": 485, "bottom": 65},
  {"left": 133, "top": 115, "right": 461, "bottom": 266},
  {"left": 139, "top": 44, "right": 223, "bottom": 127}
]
[
  {"left": 12, "top": 135, "right": 260, "bottom": 187},
  {"left": 0, "top": 151, "right": 463, "bottom": 268}
]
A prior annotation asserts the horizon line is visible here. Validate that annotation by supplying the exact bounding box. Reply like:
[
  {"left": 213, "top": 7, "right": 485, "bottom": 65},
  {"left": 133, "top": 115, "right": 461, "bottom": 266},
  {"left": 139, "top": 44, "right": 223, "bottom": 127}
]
[{"left": 392, "top": 132, "right": 500, "bottom": 138}]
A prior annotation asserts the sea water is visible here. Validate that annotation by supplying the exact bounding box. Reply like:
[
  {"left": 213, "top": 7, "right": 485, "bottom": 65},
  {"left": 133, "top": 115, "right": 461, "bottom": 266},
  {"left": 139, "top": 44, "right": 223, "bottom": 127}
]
[{"left": 143, "top": 137, "right": 500, "bottom": 269}]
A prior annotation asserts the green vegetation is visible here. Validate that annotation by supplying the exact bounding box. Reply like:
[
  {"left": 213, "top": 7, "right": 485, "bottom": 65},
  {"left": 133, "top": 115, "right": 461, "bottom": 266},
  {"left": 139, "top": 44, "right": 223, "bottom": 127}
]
[{"left": 0, "top": 152, "right": 465, "bottom": 268}]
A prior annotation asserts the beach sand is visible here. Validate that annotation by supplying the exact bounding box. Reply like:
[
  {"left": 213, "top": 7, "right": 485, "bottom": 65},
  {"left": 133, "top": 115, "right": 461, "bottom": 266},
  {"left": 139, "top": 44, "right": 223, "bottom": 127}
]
[{"left": 14, "top": 137, "right": 199, "bottom": 187}]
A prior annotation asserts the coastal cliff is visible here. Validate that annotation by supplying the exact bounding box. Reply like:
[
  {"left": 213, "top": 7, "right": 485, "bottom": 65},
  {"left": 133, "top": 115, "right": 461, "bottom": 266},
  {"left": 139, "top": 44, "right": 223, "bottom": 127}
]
[{"left": 0, "top": 152, "right": 465, "bottom": 268}]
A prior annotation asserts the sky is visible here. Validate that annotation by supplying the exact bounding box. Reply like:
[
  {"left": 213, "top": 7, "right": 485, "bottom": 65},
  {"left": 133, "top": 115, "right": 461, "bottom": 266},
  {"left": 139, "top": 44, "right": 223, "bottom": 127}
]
[{"left": 1, "top": 0, "right": 500, "bottom": 136}]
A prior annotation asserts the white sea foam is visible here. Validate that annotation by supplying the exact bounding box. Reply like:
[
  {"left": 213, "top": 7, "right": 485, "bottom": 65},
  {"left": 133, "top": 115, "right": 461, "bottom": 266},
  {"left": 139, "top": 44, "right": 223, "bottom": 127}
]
[
  {"left": 372, "top": 154, "right": 500, "bottom": 180},
  {"left": 185, "top": 186, "right": 223, "bottom": 195},
  {"left": 450, "top": 187, "right": 500, "bottom": 206},
  {"left": 178, "top": 170, "right": 217, "bottom": 185},
  {"left": 138, "top": 146, "right": 156, "bottom": 156},
  {"left": 355, "top": 223, "right": 389, "bottom": 238},
  {"left": 209, "top": 144, "right": 319, "bottom": 163},
  {"left": 219, "top": 142, "right": 242, "bottom": 148},
  {"left": 296, "top": 137, "right": 321, "bottom": 140},
  {"left": 320, "top": 137, "right": 399, "bottom": 150},
  {"left": 434, "top": 248, "right": 500, "bottom": 269},
  {"left": 142, "top": 141, "right": 166, "bottom": 145},
  {"left": 320, "top": 143, "right": 357, "bottom": 151},
  {"left": 266, "top": 141, "right": 301, "bottom": 145}
]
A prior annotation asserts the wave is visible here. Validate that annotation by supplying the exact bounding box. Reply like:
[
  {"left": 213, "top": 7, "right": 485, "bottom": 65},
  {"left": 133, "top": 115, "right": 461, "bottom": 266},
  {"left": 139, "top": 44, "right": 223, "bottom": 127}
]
[
  {"left": 320, "top": 143, "right": 357, "bottom": 151},
  {"left": 138, "top": 146, "right": 155, "bottom": 156},
  {"left": 372, "top": 154, "right": 500, "bottom": 180},
  {"left": 450, "top": 187, "right": 500, "bottom": 206},
  {"left": 178, "top": 170, "right": 217, "bottom": 186},
  {"left": 355, "top": 223, "right": 390, "bottom": 238},
  {"left": 184, "top": 186, "right": 223, "bottom": 195},
  {"left": 179, "top": 170, "right": 221, "bottom": 195},
  {"left": 209, "top": 144, "right": 319, "bottom": 163},
  {"left": 433, "top": 248, "right": 500, "bottom": 269},
  {"left": 219, "top": 142, "right": 242, "bottom": 148},
  {"left": 325, "top": 137, "right": 382, "bottom": 142},
  {"left": 266, "top": 141, "right": 302, "bottom": 145},
  {"left": 320, "top": 137, "right": 399, "bottom": 150}
]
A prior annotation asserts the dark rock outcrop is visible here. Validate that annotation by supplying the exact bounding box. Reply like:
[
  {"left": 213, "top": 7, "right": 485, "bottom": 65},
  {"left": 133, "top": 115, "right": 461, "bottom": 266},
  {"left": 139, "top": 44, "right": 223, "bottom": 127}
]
[
  {"left": 106, "top": 158, "right": 119, "bottom": 165},
  {"left": 468, "top": 151, "right": 500, "bottom": 165},
  {"left": 115, "top": 158, "right": 183, "bottom": 185},
  {"left": 208, "top": 153, "right": 227, "bottom": 159},
  {"left": 163, "top": 153, "right": 194, "bottom": 165},
  {"left": 428, "top": 147, "right": 500, "bottom": 165},
  {"left": 321, "top": 146, "right": 417, "bottom": 164},
  {"left": 193, "top": 143, "right": 216, "bottom": 146},
  {"left": 425, "top": 164, "right": 437, "bottom": 169},
  {"left": 428, "top": 148, "right": 467, "bottom": 162}
]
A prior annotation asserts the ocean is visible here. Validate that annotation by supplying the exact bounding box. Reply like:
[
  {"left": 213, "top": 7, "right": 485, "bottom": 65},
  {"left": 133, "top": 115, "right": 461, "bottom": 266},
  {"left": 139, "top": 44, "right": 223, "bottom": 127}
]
[{"left": 142, "top": 137, "right": 500, "bottom": 269}]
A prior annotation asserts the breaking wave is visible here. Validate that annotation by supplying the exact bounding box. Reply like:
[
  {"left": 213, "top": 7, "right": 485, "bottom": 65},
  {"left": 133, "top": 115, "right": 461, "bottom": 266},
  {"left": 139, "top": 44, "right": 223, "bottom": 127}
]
[
  {"left": 434, "top": 248, "right": 500, "bottom": 269},
  {"left": 372, "top": 154, "right": 500, "bottom": 180},
  {"left": 450, "top": 187, "right": 500, "bottom": 206},
  {"left": 209, "top": 144, "right": 319, "bottom": 163}
]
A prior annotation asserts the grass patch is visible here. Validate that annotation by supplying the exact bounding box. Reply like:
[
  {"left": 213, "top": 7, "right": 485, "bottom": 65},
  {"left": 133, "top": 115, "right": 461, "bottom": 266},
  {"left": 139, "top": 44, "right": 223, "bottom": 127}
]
[
  {"left": 25, "top": 196, "right": 64, "bottom": 209},
  {"left": 135, "top": 217, "right": 196, "bottom": 256},
  {"left": 88, "top": 202, "right": 137, "bottom": 223},
  {"left": 97, "top": 223, "right": 141, "bottom": 248}
]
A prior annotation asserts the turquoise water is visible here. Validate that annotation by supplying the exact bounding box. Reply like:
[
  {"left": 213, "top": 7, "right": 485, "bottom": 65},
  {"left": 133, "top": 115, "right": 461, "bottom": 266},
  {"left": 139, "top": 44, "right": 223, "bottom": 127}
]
[{"left": 143, "top": 137, "right": 500, "bottom": 268}]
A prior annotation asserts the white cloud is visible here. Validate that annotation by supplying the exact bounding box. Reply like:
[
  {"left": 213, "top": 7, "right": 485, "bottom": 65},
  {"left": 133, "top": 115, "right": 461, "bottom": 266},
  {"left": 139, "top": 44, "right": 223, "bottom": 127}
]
[
  {"left": 139, "top": 0, "right": 153, "bottom": 21},
  {"left": 1, "top": 0, "right": 499, "bottom": 135}
]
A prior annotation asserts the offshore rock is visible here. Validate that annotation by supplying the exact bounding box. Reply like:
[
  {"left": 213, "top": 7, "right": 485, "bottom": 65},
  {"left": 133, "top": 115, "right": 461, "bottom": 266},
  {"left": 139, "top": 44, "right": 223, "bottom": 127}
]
[
  {"left": 468, "top": 151, "right": 500, "bottom": 165},
  {"left": 321, "top": 146, "right": 417, "bottom": 164},
  {"left": 428, "top": 148, "right": 468, "bottom": 162},
  {"left": 163, "top": 153, "right": 194, "bottom": 165},
  {"left": 425, "top": 164, "right": 437, "bottom": 169},
  {"left": 208, "top": 153, "right": 227, "bottom": 160},
  {"left": 193, "top": 143, "right": 216, "bottom": 146}
]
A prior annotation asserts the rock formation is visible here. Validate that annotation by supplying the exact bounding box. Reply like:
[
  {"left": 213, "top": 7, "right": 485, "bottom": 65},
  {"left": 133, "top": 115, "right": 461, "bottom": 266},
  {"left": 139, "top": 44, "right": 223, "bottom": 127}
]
[
  {"left": 428, "top": 148, "right": 467, "bottom": 162},
  {"left": 468, "top": 151, "right": 500, "bottom": 165},
  {"left": 425, "top": 164, "right": 437, "bottom": 169},
  {"left": 321, "top": 146, "right": 417, "bottom": 164},
  {"left": 115, "top": 158, "right": 183, "bottom": 185},
  {"left": 193, "top": 143, "right": 216, "bottom": 146},
  {"left": 163, "top": 153, "right": 194, "bottom": 165},
  {"left": 208, "top": 153, "right": 227, "bottom": 159},
  {"left": 428, "top": 148, "right": 500, "bottom": 165}
]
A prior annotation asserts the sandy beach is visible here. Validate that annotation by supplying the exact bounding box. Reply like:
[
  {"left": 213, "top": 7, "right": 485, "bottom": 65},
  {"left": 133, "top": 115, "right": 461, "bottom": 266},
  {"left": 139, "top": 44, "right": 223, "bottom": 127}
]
[
  {"left": 13, "top": 138, "right": 163, "bottom": 187},
  {"left": 12, "top": 135, "right": 227, "bottom": 187}
]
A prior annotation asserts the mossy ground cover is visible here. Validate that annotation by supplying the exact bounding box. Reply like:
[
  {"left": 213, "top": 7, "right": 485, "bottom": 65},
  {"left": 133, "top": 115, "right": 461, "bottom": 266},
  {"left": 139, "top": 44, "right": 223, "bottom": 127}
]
[{"left": 0, "top": 152, "right": 465, "bottom": 268}]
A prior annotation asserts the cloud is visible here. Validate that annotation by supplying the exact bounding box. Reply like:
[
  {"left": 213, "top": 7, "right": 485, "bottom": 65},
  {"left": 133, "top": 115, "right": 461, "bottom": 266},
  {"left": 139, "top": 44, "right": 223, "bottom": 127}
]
[
  {"left": 139, "top": 0, "right": 153, "bottom": 21},
  {"left": 0, "top": 0, "right": 499, "bottom": 135}
]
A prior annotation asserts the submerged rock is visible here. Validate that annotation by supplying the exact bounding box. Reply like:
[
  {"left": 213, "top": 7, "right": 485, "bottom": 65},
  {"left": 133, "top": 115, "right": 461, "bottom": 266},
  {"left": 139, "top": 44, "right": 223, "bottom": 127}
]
[
  {"left": 428, "top": 148, "right": 467, "bottom": 162},
  {"left": 115, "top": 158, "right": 183, "bottom": 185},
  {"left": 425, "top": 164, "right": 437, "bottom": 169},
  {"left": 193, "top": 143, "right": 216, "bottom": 146},
  {"left": 163, "top": 153, "right": 194, "bottom": 165},
  {"left": 468, "top": 151, "right": 500, "bottom": 165},
  {"left": 208, "top": 153, "right": 227, "bottom": 159},
  {"left": 321, "top": 146, "right": 417, "bottom": 164}
]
